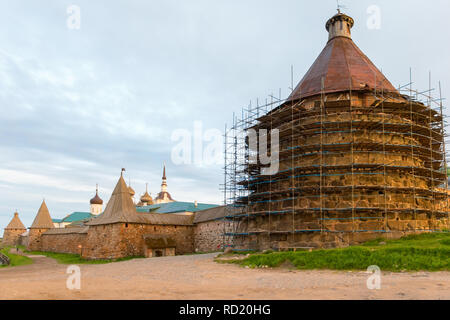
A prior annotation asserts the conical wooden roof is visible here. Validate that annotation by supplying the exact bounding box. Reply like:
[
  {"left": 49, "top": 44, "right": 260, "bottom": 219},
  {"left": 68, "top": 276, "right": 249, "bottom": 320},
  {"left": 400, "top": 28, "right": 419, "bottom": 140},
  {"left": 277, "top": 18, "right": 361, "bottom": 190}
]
[
  {"left": 30, "top": 201, "right": 54, "bottom": 229},
  {"left": 288, "top": 13, "right": 397, "bottom": 100},
  {"left": 87, "top": 174, "right": 148, "bottom": 225},
  {"left": 5, "top": 212, "right": 26, "bottom": 230}
]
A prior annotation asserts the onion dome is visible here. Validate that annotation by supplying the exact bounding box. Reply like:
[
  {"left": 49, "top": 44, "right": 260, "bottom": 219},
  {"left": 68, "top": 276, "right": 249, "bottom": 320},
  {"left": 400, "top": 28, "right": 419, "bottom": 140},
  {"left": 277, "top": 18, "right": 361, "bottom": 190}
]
[
  {"left": 128, "top": 185, "right": 135, "bottom": 197},
  {"left": 90, "top": 185, "right": 103, "bottom": 205},
  {"left": 140, "top": 183, "right": 153, "bottom": 204},
  {"left": 128, "top": 179, "right": 135, "bottom": 197}
]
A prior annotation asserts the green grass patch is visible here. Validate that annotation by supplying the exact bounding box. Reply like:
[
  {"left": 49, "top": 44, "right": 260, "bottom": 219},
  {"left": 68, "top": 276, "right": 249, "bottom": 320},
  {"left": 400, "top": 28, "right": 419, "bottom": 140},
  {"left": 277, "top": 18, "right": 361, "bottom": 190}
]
[
  {"left": 0, "top": 247, "right": 33, "bottom": 267},
  {"left": 25, "top": 250, "right": 143, "bottom": 265},
  {"left": 223, "top": 233, "right": 450, "bottom": 272}
]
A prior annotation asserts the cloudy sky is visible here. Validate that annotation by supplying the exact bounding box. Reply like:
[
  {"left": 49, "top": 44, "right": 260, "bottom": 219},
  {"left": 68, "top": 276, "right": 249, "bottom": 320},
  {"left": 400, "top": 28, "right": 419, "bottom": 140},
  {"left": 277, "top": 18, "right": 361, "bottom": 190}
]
[{"left": 1, "top": 0, "right": 449, "bottom": 228}]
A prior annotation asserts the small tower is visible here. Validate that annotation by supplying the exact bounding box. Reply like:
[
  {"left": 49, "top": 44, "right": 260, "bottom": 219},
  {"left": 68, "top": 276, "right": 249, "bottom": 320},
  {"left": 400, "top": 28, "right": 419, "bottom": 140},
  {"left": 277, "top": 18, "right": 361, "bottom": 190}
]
[
  {"left": 140, "top": 183, "right": 154, "bottom": 206},
  {"left": 84, "top": 170, "right": 144, "bottom": 259},
  {"left": 154, "top": 164, "right": 175, "bottom": 204},
  {"left": 2, "top": 211, "right": 26, "bottom": 246},
  {"left": 325, "top": 11, "right": 354, "bottom": 41},
  {"left": 90, "top": 185, "right": 103, "bottom": 215},
  {"left": 28, "top": 200, "right": 54, "bottom": 251}
]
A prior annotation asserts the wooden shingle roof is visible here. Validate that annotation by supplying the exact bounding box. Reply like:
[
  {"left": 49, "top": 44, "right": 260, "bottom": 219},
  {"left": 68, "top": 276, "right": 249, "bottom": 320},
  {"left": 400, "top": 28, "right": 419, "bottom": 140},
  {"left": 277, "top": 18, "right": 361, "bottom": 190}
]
[
  {"left": 87, "top": 174, "right": 150, "bottom": 225},
  {"left": 5, "top": 212, "right": 26, "bottom": 230},
  {"left": 30, "top": 200, "right": 54, "bottom": 229}
]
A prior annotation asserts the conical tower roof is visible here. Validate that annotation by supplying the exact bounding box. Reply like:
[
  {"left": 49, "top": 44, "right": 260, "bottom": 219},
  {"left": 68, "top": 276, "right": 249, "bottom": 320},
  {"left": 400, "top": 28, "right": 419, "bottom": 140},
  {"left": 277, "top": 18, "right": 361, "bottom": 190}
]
[
  {"left": 289, "top": 12, "right": 397, "bottom": 101},
  {"left": 30, "top": 200, "right": 54, "bottom": 229},
  {"left": 87, "top": 173, "right": 148, "bottom": 225},
  {"left": 5, "top": 212, "right": 26, "bottom": 230}
]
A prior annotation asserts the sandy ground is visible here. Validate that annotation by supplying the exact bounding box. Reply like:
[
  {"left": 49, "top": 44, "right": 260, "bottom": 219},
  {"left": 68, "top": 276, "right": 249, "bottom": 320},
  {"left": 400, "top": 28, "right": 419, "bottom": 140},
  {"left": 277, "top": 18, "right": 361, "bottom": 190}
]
[{"left": 0, "top": 252, "right": 448, "bottom": 300}]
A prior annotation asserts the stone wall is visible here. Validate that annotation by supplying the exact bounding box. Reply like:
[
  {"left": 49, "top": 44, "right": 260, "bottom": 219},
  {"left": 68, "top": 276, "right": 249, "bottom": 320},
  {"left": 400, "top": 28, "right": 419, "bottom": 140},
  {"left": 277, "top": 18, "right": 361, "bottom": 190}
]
[
  {"left": 28, "top": 229, "right": 50, "bottom": 251},
  {"left": 82, "top": 223, "right": 194, "bottom": 260},
  {"left": 235, "top": 214, "right": 449, "bottom": 250},
  {"left": 2, "top": 229, "right": 25, "bottom": 246},
  {"left": 19, "top": 235, "right": 29, "bottom": 247},
  {"left": 41, "top": 233, "right": 87, "bottom": 254},
  {"left": 194, "top": 220, "right": 227, "bottom": 252}
]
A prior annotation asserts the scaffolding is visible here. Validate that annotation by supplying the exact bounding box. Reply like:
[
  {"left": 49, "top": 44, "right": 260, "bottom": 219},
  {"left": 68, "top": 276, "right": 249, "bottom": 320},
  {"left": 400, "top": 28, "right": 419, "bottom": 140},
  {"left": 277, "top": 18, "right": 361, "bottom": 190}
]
[{"left": 222, "top": 72, "right": 449, "bottom": 251}]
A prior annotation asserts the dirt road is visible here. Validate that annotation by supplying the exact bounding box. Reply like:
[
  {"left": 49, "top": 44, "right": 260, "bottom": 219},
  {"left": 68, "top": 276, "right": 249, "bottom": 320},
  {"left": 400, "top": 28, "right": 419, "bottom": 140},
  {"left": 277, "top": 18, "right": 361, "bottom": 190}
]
[{"left": 0, "top": 253, "right": 448, "bottom": 300}]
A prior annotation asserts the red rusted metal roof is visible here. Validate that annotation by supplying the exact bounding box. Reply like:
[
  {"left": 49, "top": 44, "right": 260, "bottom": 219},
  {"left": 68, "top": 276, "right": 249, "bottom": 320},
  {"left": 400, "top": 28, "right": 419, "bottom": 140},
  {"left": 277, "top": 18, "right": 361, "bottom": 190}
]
[{"left": 289, "top": 35, "right": 398, "bottom": 100}]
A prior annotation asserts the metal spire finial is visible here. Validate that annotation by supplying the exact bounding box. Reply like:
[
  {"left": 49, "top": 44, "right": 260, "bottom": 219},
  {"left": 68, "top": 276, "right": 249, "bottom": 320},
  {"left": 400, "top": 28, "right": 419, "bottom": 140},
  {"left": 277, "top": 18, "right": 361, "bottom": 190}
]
[{"left": 336, "top": 0, "right": 347, "bottom": 13}]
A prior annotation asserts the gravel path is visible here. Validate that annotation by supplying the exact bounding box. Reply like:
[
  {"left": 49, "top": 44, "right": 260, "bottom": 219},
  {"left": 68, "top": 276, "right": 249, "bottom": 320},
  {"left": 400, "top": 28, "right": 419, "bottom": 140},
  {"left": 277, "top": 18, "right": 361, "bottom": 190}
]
[{"left": 0, "top": 253, "right": 448, "bottom": 300}]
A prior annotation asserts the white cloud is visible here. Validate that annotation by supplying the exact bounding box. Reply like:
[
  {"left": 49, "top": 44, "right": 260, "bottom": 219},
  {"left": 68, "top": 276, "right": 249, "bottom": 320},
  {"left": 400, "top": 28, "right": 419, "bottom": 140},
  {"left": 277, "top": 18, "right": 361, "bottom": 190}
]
[{"left": 0, "top": 169, "right": 94, "bottom": 192}]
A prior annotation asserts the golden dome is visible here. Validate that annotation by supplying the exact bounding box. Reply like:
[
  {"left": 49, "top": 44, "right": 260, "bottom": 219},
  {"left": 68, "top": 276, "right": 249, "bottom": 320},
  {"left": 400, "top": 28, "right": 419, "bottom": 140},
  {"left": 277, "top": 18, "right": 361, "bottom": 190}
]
[
  {"left": 128, "top": 185, "right": 135, "bottom": 197},
  {"left": 140, "top": 183, "right": 153, "bottom": 204},
  {"left": 140, "top": 191, "right": 153, "bottom": 204}
]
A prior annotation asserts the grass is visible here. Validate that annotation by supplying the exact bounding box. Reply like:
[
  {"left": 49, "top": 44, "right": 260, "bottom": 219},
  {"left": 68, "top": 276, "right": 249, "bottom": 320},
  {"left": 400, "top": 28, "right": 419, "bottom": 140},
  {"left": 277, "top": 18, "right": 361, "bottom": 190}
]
[
  {"left": 0, "top": 247, "right": 33, "bottom": 268},
  {"left": 25, "top": 250, "right": 144, "bottom": 265},
  {"left": 220, "top": 232, "right": 450, "bottom": 272}
]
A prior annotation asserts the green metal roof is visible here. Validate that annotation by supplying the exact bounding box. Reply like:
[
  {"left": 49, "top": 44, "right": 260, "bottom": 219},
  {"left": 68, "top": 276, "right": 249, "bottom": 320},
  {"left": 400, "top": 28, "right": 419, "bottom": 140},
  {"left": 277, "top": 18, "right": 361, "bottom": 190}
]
[
  {"left": 55, "top": 212, "right": 93, "bottom": 223},
  {"left": 136, "top": 201, "right": 219, "bottom": 214}
]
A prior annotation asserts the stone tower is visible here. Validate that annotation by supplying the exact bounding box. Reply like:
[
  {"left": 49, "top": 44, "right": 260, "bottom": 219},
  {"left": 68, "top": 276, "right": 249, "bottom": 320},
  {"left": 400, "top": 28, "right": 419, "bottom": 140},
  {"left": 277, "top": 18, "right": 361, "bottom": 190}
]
[
  {"left": 28, "top": 200, "right": 54, "bottom": 251},
  {"left": 84, "top": 171, "right": 148, "bottom": 259},
  {"left": 2, "top": 211, "right": 26, "bottom": 246},
  {"left": 231, "top": 12, "right": 449, "bottom": 251}
]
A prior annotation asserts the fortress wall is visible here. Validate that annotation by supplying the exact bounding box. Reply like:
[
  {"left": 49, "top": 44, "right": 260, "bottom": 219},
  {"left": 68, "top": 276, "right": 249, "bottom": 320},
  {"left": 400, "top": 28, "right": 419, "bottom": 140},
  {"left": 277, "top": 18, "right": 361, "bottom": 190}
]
[
  {"left": 28, "top": 229, "right": 50, "bottom": 251},
  {"left": 194, "top": 220, "right": 230, "bottom": 252},
  {"left": 41, "top": 232, "right": 87, "bottom": 254},
  {"left": 82, "top": 223, "right": 194, "bottom": 260}
]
